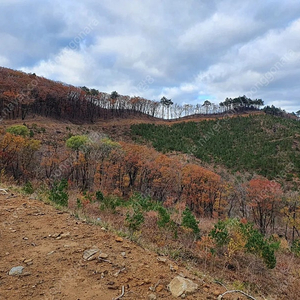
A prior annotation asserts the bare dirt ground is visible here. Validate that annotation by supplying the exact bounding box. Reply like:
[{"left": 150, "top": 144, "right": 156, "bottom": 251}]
[{"left": 0, "top": 192, "right": 234, "bottom": 300}]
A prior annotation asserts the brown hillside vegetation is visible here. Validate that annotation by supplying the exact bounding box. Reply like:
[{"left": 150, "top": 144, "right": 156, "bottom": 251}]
[
  {"left": 0, "top": 66, "right": 262, "bottom": 124},
  {"left": 2, "top": 68, "right": 300, "bottom": 299},
  {"left": 1, "top": 117, "right": 300, "bottom": 299}
]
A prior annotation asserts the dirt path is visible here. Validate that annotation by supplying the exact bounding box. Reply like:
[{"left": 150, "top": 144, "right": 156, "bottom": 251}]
[{"left": 0, "top": 193, "right": 229, "bottom": 300}]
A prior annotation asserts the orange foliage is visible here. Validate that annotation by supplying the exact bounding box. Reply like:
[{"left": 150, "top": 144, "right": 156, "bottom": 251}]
[{"left": 247, "top": 177, "right": 283, "bottom": 234}]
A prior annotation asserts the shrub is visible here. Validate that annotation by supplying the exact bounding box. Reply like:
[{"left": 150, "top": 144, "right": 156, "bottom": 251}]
[
  {"left": 95, "top": 190, "right": 104, "bottom": 202},
  {"left": 126, "top": 206, "right": 144, "bottom": 234},
  {"left": 6, "top": 125, "right": 29, "bottom": 137},
  {"left": 291, "top": 239, "right": 300, "bottom": 256},
  {"left": 99, "top": 195, "right": 122, "bottom": 212},
  {"left": 29, "top": 130, "right": 34, "bottom": 137},
  {"left": 209, "top": 219, "right": 279, "bottom": 269},
  {"left": 209, "top": 220, "right": 230, "bottom": 247},
  {"left": 181, "top": 207, "right": 200, "bottom": 238},
  {"left": 22, "top": 181, "right": 34, "bottom": 194},
  {"left": 130, "top": 193, "right": 155, "bottom": 211},
  {"left": 49, "top": 179, "right": 68, "bottom": 207},
  {"left": 157, "top": 206, "right": 171, "bottom": 228},
  {"left": 66, "top": 135, "right": 88, "bottom": 151},
  {"left": 76, "top": 198, "right": 82, "bottom": 209}
]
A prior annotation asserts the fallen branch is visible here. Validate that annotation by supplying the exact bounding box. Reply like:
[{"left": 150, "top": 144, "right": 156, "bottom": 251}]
[
  {"left": 0, "top": 188, "right": 8, "bottom": 194},
  {"left": 214, "top": 280, "right": 228, "bottom": 290},
  {"left": 113, "top": 286, "right": 125, "bottom": 300},
  {"left": 113, "top": 267, "right": 126, "bottom": 277},
  {"left": 217, "top": 290, "right": 257, "bottom": 300}
]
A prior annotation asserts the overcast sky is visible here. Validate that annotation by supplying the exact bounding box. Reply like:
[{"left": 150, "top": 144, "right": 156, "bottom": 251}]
[{"left": 1, "top": 0, "right": 300, "bottom": 112}]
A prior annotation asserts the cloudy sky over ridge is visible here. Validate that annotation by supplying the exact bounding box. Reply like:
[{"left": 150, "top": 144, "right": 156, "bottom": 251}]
[{"left": 1, "top": 0, "right": 300, "bottom": 112}]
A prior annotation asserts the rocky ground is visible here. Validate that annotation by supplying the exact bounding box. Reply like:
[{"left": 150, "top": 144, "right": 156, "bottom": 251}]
[{"left": 0, "top": 191, "right": 252, "bottom": 300}]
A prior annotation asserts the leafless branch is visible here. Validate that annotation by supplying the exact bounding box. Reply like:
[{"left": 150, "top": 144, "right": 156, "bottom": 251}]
[
  {"left": 217, "top": 290, "right": 257, "bottom": 300},
  {"left": 113, "top": 286, "right": 125, "bottom": 300}
]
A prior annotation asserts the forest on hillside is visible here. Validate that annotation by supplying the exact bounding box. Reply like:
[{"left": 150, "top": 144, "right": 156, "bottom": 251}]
[
  {"left": 131, "top": 114, "right": 300, "bottom": 180},
  {"left": 3, "top": 67, "right": 300, "bottom": 297},
  {"left": 0, "top": 67, "right": 265, "bottom": 122}
]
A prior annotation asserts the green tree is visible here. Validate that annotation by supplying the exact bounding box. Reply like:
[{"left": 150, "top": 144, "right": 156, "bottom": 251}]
[
  {"left": 181, "top": 207, "right": 200, "bottom": 237},
  {"left": 66, "top": 135, "right": 88, "bottom": 151}
]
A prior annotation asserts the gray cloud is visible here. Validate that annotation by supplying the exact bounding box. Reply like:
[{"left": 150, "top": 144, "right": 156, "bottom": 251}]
[{"left": 1, "top": 0, "right": 300, "bottom": 112}]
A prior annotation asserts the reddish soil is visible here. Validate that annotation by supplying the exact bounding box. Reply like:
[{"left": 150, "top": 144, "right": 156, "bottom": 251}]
[{"left": 0, "top": 192, "right": 236, "bottom": 300}]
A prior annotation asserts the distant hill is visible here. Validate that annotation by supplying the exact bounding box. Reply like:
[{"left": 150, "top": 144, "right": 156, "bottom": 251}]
[
  {"left": 131, "top": 114, "right": 300, "bottom": 180},
  {"left": 1, "top": 66, "right": 265, "bottom": 123},
  {"left": 0, "top": 67, "right": 161, "bottom": 122}
]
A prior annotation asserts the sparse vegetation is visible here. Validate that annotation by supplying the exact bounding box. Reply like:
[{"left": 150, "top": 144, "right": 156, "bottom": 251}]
[{"left": 49, "top": 179, "right": 68, "bottom": 207}]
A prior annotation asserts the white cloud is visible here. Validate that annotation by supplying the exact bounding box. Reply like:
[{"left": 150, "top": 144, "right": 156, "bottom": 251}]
[
  {"left": 178, "top": 12, "right": 261, "bottom": 52},
  {"left": 0, "top": 55, "right": 9, "bottom": 66},
  {"left": 2, "top": 0, "right": 300, "bottom": 112}
]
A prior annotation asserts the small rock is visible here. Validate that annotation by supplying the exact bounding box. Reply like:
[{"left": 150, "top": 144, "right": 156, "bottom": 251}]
[
  {"left": 101, "top": 227, "right": 106, "bottom": 231},
  {"left": 98, "top": 253, "right": 109, "bottom": 259},
  {"left": 148, "top": 293, "right": 157, "bottom": 300},
  {"left": 156, "top": 284, "right": 164, "bottom": 292},
  {"left": 168, "top": 276, "right": 198, "bottom": 297},
  {"left": 59, "top": 232, "right": 70, "bottom": 238},
  {"left": 157, "top": 257, "right": 167, "bottom": 263},
  {"left": 213, "top": 290, "right": 221, "bottom": 297},
  {"left": 83, "top": 248, "right": 99, "bottom": 260},
  {"left": 9, "top": 266, "right": 24, "bottom": 276},
  {"left": 52, "top": 233, "right": 61, "bottom": 238},
  {"left": 115, "top": 237, "right": 123, "bottom": 243},
  {"left": 108, "top": 286, "right": 119, "bottom": 290},
  {"left": 121, "top": 252, "right": 126, "bottom": 257},
  {"left": 23, "top": 259, "right": 33, "bottom": 265},
  {"left": 170, "top": 264, "right": 179, "bottom": 272},
  {"left": 23, "top": 237, "right": 29, "bottom": 240},
  {"left": 145, "top": 278, "right": 151, "bottom": 284}
]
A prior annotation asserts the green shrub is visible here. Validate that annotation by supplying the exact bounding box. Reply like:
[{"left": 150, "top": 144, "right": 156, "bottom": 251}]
[
  {"left": 29, "top": 130, "right": 34, "bottom": 137},
  {"left": 157, "top": 206, "right": 171, "bottom": 228},
  {"left": 66, "top": 135, "right": 88, "bottom": 151},
  {"left": 95, "top": 190, "right": 104, "bottom": 202},
  {"left": 99, "top": 195, "right": 122, "bottom": 212},
  {"left": 130, "top": 193, "right": 155, "bottom": 211},
  {"left": 76, "top": 198, "right": 82, "bottom": 209},
  {"left": 209, "top": 219, "right": 279, "bottom": 269},
  {"left": 6, "top": 125, "right": 29, "bottom": 137},
  {"left": 49, "top": 179, "right": 68, "bottom": 207},
  {"left": 126, "top": 206, "right": 144, "bottom": 234},
  {"left": 181, "top": 207, "right": 200, "bottom": 238},
  {"left": 22, "top": 181, "right": 34, "bottom": 194},
  {"left": 209, "top": 220, "right": 230, "bottom": 247},
  {"left": 291, "top": 239, "right": 300, "bottom": 256}
]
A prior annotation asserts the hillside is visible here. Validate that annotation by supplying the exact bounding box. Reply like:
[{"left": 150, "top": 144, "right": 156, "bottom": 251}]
[
  {"left": 0, "top": 67, "right": 263, "bottom": 124},
  {"left": 2, "top": 68, "right": 300, "bottom": 299},
  {"left": 131, "top": 114, "right": 300, "bottom": 180},
  {"left": 1, "top": 192, "right": 232, "bottom": 300}
]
